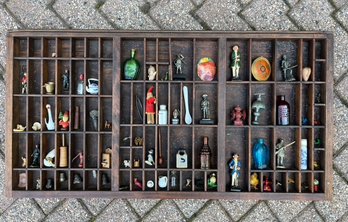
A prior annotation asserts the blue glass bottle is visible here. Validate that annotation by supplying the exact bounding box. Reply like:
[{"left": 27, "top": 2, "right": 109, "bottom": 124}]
[{"left": 253, "top": 138, "right": 270, "bottom": 170}]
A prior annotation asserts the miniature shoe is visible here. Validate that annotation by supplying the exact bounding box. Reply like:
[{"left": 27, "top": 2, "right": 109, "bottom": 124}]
[
  {"left": 44, "top": 149, "right": 56, "bottom": 167},
  {"left": 13, "top": 124, "right": 26, "bottom": 132}
]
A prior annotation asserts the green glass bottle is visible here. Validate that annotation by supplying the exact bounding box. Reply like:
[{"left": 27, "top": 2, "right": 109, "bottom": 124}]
[{"left": 124, "top": 49, "right": 140, "bottom": 80}]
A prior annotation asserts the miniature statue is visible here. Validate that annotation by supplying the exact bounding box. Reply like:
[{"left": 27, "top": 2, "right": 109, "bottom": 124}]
[
  {"left": 148, "top": 65, "right": 157, "bottom": 80},
  {"left": 21, "top": 156, "right": 27, "bottom": 167},
  {"left": 231, "top": 105, "right": 246, "bottom": 126},
  {"left": 134, "top": 137, "right": 143, "bottom": 146},
  {"left": 134, "top": 178, "right": 143, "bottom": 190},
  {"left": 173, "top": 54, "right": 186, "bottom": 80},
  {"left": 229, "top": 153, "right": 241, "bottom": 191},
  {"left": 77, "top": 74, "right": 84, "bottom": 95},
  {"left": 281, "top": 55, "right": 297, "bottom": 81},
  {"left": 145, "top": 86, "right": 156, "bottom": 124},
  {"left": 200, "top": 94, "right": 214, "bottom": 124},
  {"left": 62, "top": 69, "right": 69, "bottom": 91},
  {"left": 275, "top": 139, "right": 295, "bottom": 168},
  {"left": 208, "top": 173, "right": 217, "bottom": 189},
  {"left": 123, "top": 160, "right": 131, "bottom": 168},
  {"left": 172, "top": 109, "right": 180, "bottom": 125},
  {"left": 13, "top": 124, "right": 26, "bottom": 132},
  {"left": 183, "top": 86, "right": 192, "bottom": 125},
  {"left": 145, "top": 149, "right": 155, "bottom": 166},
  {"left": 45, "top": 104, "right": 55, "bottom": 131},
  {"left": 314, "top": 179, "right": 319, "bottom": 192},
  {"left": 315, "top": 91, "right": 321, "bottom": 103},
  {"left": 104, "top": 120, "right": 111, "bottom": 130},
  {"left": 102, "top": 174, "right": 109, "bottom": 186},
  {"left": 35, "top": 178, "right": 41, "bottom": 190},
  {"left": 250, "top": 173, "right": 259, "bottom": 190},
  {"left": 197, "top": 57, "right": 216, "bottom": 81},
  {"left": 18, "top": 172, "right": 26, "bottom": 188},
  {"left": 21, "top": 67, "right": 28, "bottom": 94},
  {"left": 43, "top": 82, "right": 55, "bottom": 94},
  {"left": 43, "top": 149, "right": 56, "bottom": 167},
  {"left": 46, "top": 178, "right": 53, "bottom": 189},
  {"left": 302, "top": 67, "right": 311, "bottom": 81},
  {"left": 30, "top": 144, "right": 40, "bottom": 167},
  {"left": 251, "top": 93, "right": 265, "bottom": 125},
  {"left": 124, "top": 49, "right": 140, "bottom": 80},
  {"left": 263, "top": 176, "right": 272, "bottom": 192},
  {"left": 89, "top": 110, "right": 99, "bottom": 130},
  {"left": 133, "top": 159, "right": 140, "bottom": 168},
  {"left": 73, "top": 173, "right": 82, "bottom": 184},
  {"left": 86, "top": 78, "right": 99, "bottom": 95},
  {"left": 59, "top": 172, "right": 66, "bottom": 182},
  {"left": 32, "top": 122, "right": 41, "bottom": 131},
  {"left": 58, "top": 111, "right": 69, "bottom": 130},
  {"left": 231, "top": 45, "right": 241, "bottom": 80},
  {"left": 72, "top": 152, "right": 83, "bottom": 168}
]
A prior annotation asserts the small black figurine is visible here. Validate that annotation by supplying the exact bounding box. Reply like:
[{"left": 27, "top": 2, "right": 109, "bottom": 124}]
[
  {"left": 62, "top": 69, "right": 70, "bottom": 91},
  {"left": 45, "top": 178, "right": 53, "bottom": 190},
  {"left": 281, "top": 55, "right": 297, "bottom": 81},
  {"left": 73, "top": 173, "right": 82, "bottom": 184},
  {"left": 173, "top": 54, "right": 186, "bottom": 80},
  {"left": 30, "top": 144, "right": 40, "bottom": 167},
  {"left": 200, "top": 94, "right": 214, "bottom": 124}
]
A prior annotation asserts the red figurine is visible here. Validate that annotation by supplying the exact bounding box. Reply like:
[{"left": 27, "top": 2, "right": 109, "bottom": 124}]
[
  {"left": 146, "top": 86, "right": 156, "bottom": 124},
  {"left": 21, "top": 72, "right": 28, "bottom": 94},
  {"left": 263, "top": 176, "right": 272, "bottom": 192},
  {"left": 231, "top": 105, "right": 246, "bottom": 126},
  {"left": 59, "top": 111, "right": 70, "bottom": 130},
  {"left": 72, "top": 152, "right": 83, "bottom": 168},
  {"left": 134, "top": 177, "right": 143, "bottom": 190}
]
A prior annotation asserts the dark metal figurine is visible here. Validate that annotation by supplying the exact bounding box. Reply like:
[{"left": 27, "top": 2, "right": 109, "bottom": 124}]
[
  {"left": 30, "top": 144, "right": 40, "bottom": 168},
  {"left": 62, "top": 69, "right": 70, "bottom": 91},
  {"left": 281, "top": 55, "right": 297, "bottom": 81}
]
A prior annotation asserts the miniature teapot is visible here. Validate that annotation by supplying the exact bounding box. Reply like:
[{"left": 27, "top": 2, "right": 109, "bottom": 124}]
[
  {"left": 85, "top": 78, "right": 99, "bottom": 95},
  {"left": 158, "top": 176, "right": 168, "bottom": 188}
]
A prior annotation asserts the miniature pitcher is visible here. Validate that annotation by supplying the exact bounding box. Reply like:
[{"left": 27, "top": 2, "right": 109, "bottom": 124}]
[
  {"left": 43, "top": 82, "right": 55, "bottom": 94},
  {"left": 85, "top": 78, "right": 99, "bottom": 94},
  {"left": 158, "top": 176, "right": 168, "bottom": 188}
]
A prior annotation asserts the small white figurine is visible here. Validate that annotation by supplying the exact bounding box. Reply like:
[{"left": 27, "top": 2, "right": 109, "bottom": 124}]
[
  {"left": 145, "top": 149, "right": 155, "bottom": 166},
  {"left": 148, "top": 65, "right": 157, "bottom": 80}
]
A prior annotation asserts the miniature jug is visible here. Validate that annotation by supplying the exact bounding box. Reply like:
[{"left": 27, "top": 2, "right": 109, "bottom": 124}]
[
  {"left": 43, "top": 82, "right": 55, "bottom": 94},
  {"left": 85, "top": 78, "right": 99, "bottom": 94},
  {"left": 158, "top": 176, "right": 168, "bottom": 188}
]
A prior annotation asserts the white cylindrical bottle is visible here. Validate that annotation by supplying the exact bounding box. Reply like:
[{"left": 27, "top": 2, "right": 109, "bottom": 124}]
[
  {"left": 158, "top": 105, "right": 168, "bottom": 125},
  {"left": 301, "top": 139, "right": 308, "bottom": 170}
]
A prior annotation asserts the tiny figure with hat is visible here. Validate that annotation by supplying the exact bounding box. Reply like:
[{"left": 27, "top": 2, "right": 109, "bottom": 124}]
[
  {"left": 146, "top": 86, "right": 156, "bottom": 124},
  {"left": 231, "top": 45, "right": 241, "bottom": 80},
  {"left": 229, "top": 153, "right": 241, "bottom": 191}
]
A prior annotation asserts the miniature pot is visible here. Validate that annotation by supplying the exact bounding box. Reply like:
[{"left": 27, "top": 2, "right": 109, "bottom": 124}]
[{"left": 43, "top": 82, "right": 55, "bottom": 94}]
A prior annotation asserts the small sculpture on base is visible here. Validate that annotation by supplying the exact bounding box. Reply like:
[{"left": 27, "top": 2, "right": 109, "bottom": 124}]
[
  {"left": 263, "top": 176, "right": 272, "bottom": 192},
  {"left": 58, "top": 111, "right": 70, "bottom": 130},
  {"left": 250, "top": 173, "right": 259, "bottom": 190},
  {"left": 275, "top": 139, "right": 295, "bottom": 169},
  {"left": 148, "top": 65, "right": 157, "bottom": 81},
  {"left": 62, "top": 69, "right": 70, "bottom": 91},
  {"left": 173, "top": 54, "right": 186, "bottom": 80},
  {"left": 30, "top": 145, "right": 40, "bottom": 168},
  {"left": 231, "top": 45, "right": 241, "bottom": 80},
  {"left": 172, "top": 109, "right": 180, "bottom": 125},
  {"left": 21, "top": 66, "right": 28, "bottom": 94},
  {"left": 251, "top": 93, "right": 265, "bottom": 125},
  {"left": 146, "top": 86, "right": 156, "bottom": 124},
  {"left": 145, "top": 149, "right": 155, "bottom": 166},
  {"left": 200, "top": 94, "right": 214, "bottom": 125},
  {"left": 231, "top": 105, "right": 246, "bottom": 126},
  {"left": 281, "top": 55, "right": 297, "bottom": 81},
  {"left": 229, "top": 153, "right": 241, "bottom": 191}
]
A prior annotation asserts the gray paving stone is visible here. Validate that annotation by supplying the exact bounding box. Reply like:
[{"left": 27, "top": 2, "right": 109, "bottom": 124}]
[
  {"left": 337, "top": 4, "right": 348, "bottom": 37},
  {"left": 95, "top": 199, "right": 138, "bottom": 222},
  {"left": 293, "top": 205, "right": 324, "bottom": 222},
  {"left": 101, "top": 0, "right": 158, "bottom": 29},
  {"left": 315, "top": 171, "right": 348, "bottom": 221},
  {"left": 267, "top": 200, "right": 310, "bottom": 222},
  {"left": 81, "top": 198, "right": 112, "bottom": 216},
  {"left": 45, "top": 199, "right": 92, "bottom": 222},
  {"left": 196, "top": 0, "right": 251, "bottom": 30},
  {"left": 53, "top": 0, "right": 111, "bottom": 29},
  {"left": 0, "top": 157, "right": 15, "bottom": 213},
  {"left": 286, "top": 0, "right": 300, "bottom": 6},
  {"left": 240, "top": 201, "right": 277, "bottom": 222},
  {"left": 149, "top": 0, "right": 203, "bottom": 30},
  {"left": 336, "top": 75, "right": 348, "bottom": 104},
  {"left": 240, "top": 0, "right": 253, "bottom": 6},
  {"left": 0, "top": 198, "right": 44, "bottom": 221},
  {"left": 6, "top": 0, "right": 64, "bottom": 29},
  {"left": 339, "top": 212, "right": 348, "bottom": 221},
  {"left": 191, "top": 0, "right": 205, "bottom": 6},
  {"left": 127, "top": 199, "right": 160, "bottom": 217},
  {"left": 35, "top": 198, "right": 64, "bottom": 215},
  {"left": 241, "top": 0, "right": 297, "bottom": 30},
  {"left": 335, "top": 147, "right": 348, "bottom": 181},
  {"left": 192, "top": 200, "right": 230, "bottom": 222},
  {"left": 219, "top": 199, "right": 257, "bottom": 221},
  {"left": 174, "top": 199, "right": 207, "bottom": 218},
  {"left": 332, "top": 0, "right": 348, "bottom": 9},
  {"left": 333, "top": 94, "right": 348, "bottom": 153},
  {"left": 143, "top": 200, "right": 185, "bottom": 222}
]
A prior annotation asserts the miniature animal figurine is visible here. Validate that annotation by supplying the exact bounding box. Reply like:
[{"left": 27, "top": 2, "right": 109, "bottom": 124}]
[
  {"left": 263, "top": 176, "right": 272, "bottom": 192},
  {"left": 104, "top": 120, "right": 111, "bottom": 130},
  {"left": 123, "top": 160, "right": 131, "bottom": 168},
  {"left": 231, "top": 105, "right": 246, "bottom": 126},
  {"left": 231, "top": 45, "right": 241, "bottom": 80},
  {"left": 45, "top": 104, "right": 55, "bottom": 130},
  {"left": 148, "top": 65, "right": 157, "bottom": 80},
  {"left": 146, "top": 86, "right": 156, "bottom": 124},
  {"left": 13, "top": 124, "right": 26, "bottom": 132},
  {"left": 134, "top": 178, "right": 143, "bottom": 190},
  {"left": 32, "top": 122, "right": 41, "bottom": 131},
  {"left": 58, "top": 111, "right": 70, "bottom": 130},
  {"left": 250, "top": 173, "right": 259, "bottom": 190}
]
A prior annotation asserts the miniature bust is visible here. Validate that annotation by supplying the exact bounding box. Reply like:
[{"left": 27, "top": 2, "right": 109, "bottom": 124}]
[
  {"left": 148, "top": 65, "right": 157, "bottom": 81},
  {"left": 173, "top": 54, "right": 186, "bottom": 80},
  {"left": 229, "top": 153, "right": 241, "bottom": 191},
  {"left": 231, "top": 45, "right": 241, "bottom": 80},
  {"left": 145, "top": 149, "right": 155, "bottom": 166},
  {"left": 200, "top": 94, "right": 214, "bottom": 124},
  {"left": 30, "top": 144, "right": 40, "bottom": 167},
  {"left": 275, "top": 139, "right": 295, "bottom": 168},
  {"left": 231, "top": 105, "right": 246, "bottom": 126},
  {"left": 281, "top": 55, "right": 297, "bottom": 81},
  {"left": 62, "top": 69, "right": 70, "bottom": 91},
  {"left": 172, "top": 109, "right": 180, "bottom": 125},
  {"left": 145, "top": 86, "right": 156, "bottom": 124},
  {"left": 251, "top": 93, "right": 265, "bottom": 125}
]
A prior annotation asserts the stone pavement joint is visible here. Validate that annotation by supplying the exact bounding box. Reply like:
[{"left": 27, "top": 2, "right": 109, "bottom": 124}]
[{"left": 47, "top": 0, "right": 73, "bottom": 29}]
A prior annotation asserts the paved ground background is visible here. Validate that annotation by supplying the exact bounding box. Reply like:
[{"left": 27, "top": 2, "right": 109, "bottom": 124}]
[{"left": 0, "top": 0, "right": 347, "bottom": 221}]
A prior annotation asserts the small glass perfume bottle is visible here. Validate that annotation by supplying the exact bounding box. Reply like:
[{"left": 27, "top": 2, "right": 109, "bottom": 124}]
[
  {"left": 253, "top": 138, "right": 270, "bottom": 170},
  {"left": 277, "top": 95, "right": 290, "bottom": 125},
  {"left": 124, "top": 49, "right": 140, "bottom": 80},
  {"left": 77, "top": 74, "right": 84, "bottom": 95}
]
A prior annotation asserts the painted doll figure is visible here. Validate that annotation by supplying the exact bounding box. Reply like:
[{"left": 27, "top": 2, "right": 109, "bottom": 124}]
[
  {"left": 21, "top": 72, "right": 28, "bottom": 94},
  {"left": 146, "top": 86, "right": 156, "bottom": 124},
  {"left": 231, "top": 45, "right": 241, "bottom": 80},
  {"left": 229, "top": 153, "right": 241, "bottom": 191}
]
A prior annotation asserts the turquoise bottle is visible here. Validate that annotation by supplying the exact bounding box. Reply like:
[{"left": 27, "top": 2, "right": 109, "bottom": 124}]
[
  {"left": 253, "top": 138, "right": 270, "bottom": 170},
  {"left": 124, "top": 49, "right": 140, "bottom": 80}
]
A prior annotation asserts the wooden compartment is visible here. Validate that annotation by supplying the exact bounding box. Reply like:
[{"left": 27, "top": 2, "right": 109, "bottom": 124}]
[{"left": 6, "top": 31, "right": 333, "bottom": 200}]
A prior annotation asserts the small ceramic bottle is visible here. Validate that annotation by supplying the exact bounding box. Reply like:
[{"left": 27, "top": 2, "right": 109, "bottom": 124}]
[
  {"left": 301, "top": 139, "right": 308, "bottom": 170},
  {"left": 158, "top": 105, "right": 168, "bottom": 125},
  {"left": 277, "top": 95, "right": 290, "bottom": 125}
]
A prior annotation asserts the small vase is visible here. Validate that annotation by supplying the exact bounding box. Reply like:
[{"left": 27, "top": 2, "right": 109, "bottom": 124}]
[
  {"left": 253, "top": 138, "right": 270, "bottom": 170},
  {"left": 124, "top": 49, "right": 140, "bottom": 80}
]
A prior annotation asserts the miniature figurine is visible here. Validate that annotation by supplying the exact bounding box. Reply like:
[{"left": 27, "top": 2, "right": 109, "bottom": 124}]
[
  {"left": 253, "top": 138, "right": 270, "bottom": 170},
  {"left": 176, "top": 150, "right": 188, "bottom": 168},
  {"left": 231, "top": 105, "right": 246, "bottom": 126},
  {"left": 173, "top": 54, "right": 186, "bottom": 80},
  {"left": 86, "top": 78, "right": 99, "bottom": 94},
  {"left": 123, "top": 160, "right": 131, "bottom": 168},
  {"left": 263, "top": 176, "right": 272, "bottom": 192},
  {"left": 13, "top": 124, "right": 26, "bottom": 132},
  {"left": 72, "top": 152, "right": 83, "bottom": 168},
  {"left": 302, "top": 67, "right": 311, "bottom": 81},
  {"left": 229, "top": 153, "right": 241, "bottom": 191},
  {"left": 250, "top": 173, "right": 259, "bottom": 190},
  {"left": 35, "top": 178, "right": 41, "bottom": 190},
  {"left": 32, "top": 122, "right": 41, "bottom": 131},
  {"left": 172, "top": 109, "right": 180, "bottom": 125},
  {"left": 145, "top": 149, "right": 155, "bottom": 166},
  {"left": 46, "top": 178, "right": 53, "bottom": 190},
  {"left": 275, "top": 139, "right": 295, "bottom": 168},
  {"left": 288, "top": 178, "right": 295, "bottom": 185},
  {"left": 158, "top": 176, "right": 168, "bottom": 188},
  {"left": 148, "top": 65, "right": 157, "bottom": 80},
  {"left": 21, "top": 69, "right": 28, "bottom": 94},
  {"left": 102, "top": 174, "right": 109, "bottom": 186},
  {"left": 52, "top": 53, "right": 57, "bottom": 57},
  {"left": 59, "top": 172, "right": 66, "bottom": 182},
  {"left": 231, "top": 45, "right": 241, "bottom": 80},
  {"left": 45, "top": 104, "right": 55, "bottom": 131},
  {"left": 18, "top": 172, "right": 26, "bottom": 188},
  {"left": 183, "top": 86, "right": 192, "bottom": 125},
  {"left": 73, "top": 173, "right": 82, "bottom": 184},
  {"left": 104, "top": 120, "right": 111, "bottom": 130},
  {"left": 208, "top": 173, "right": 217, "bottom": 189},
  {"left": 314, "top": 161, "right": 320, "bottom": 170},
  {"left": 89, "top": 110, "right": 99, "bottom": 131},
  {"left": 197, "top": 57, "right": 216, "bottom": 81},
  {"left": 58, "top": 111, "right": 70, "bottom": 130},
  {"left": 21, "top": 156, "right": 27, "bottom": 167},
  {"left": 146, "top": 86, "right": 156, "bottom": 124},
  {"left": 43, "top": 149, "right": 56, "bottom": 168},
  {"left": 124, "top": 49, "right": 140, "bottom": 80},
  {"left": 43, "top": 82, "right": 55, "bottom": 94},
  {"left": 251, "top": 93, "right": 265, "bottom": 125},
  {"left": 200, "top": 94, "right": 214, "bottom": 124},
  {"left": 314, "top": 179, "right": 319, "bottom": 192},
  {"left": 315, "top": 91, "right": 321, "bottom": 103},
  {"left": 77, "top": 74, "right": 84, "bottom": 95},
  {"left": 134, "top": 137, "right": 143, "bottom": 146},
  {"left": 133, "top": 159, "right": 140, "bottom": 168},
  {"left": 62, "top": 69, "right": 70, "bottom": 91},
  {"left": 200, "top": 136, "right": 211, "bottom": 169},
  {"left": 281, "top": 55, "right": 297, "bottom": 81},
  {"left": 134, "top": 178, "right": 143, "bottom": 190},
  {"left": 30, "top": 144, "right": 40, "bottom": 168}
]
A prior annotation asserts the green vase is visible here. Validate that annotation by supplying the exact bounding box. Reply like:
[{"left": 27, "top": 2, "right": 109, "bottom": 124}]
[{"left": 124, "top": 49, "right": 140, "bottom": 80}]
